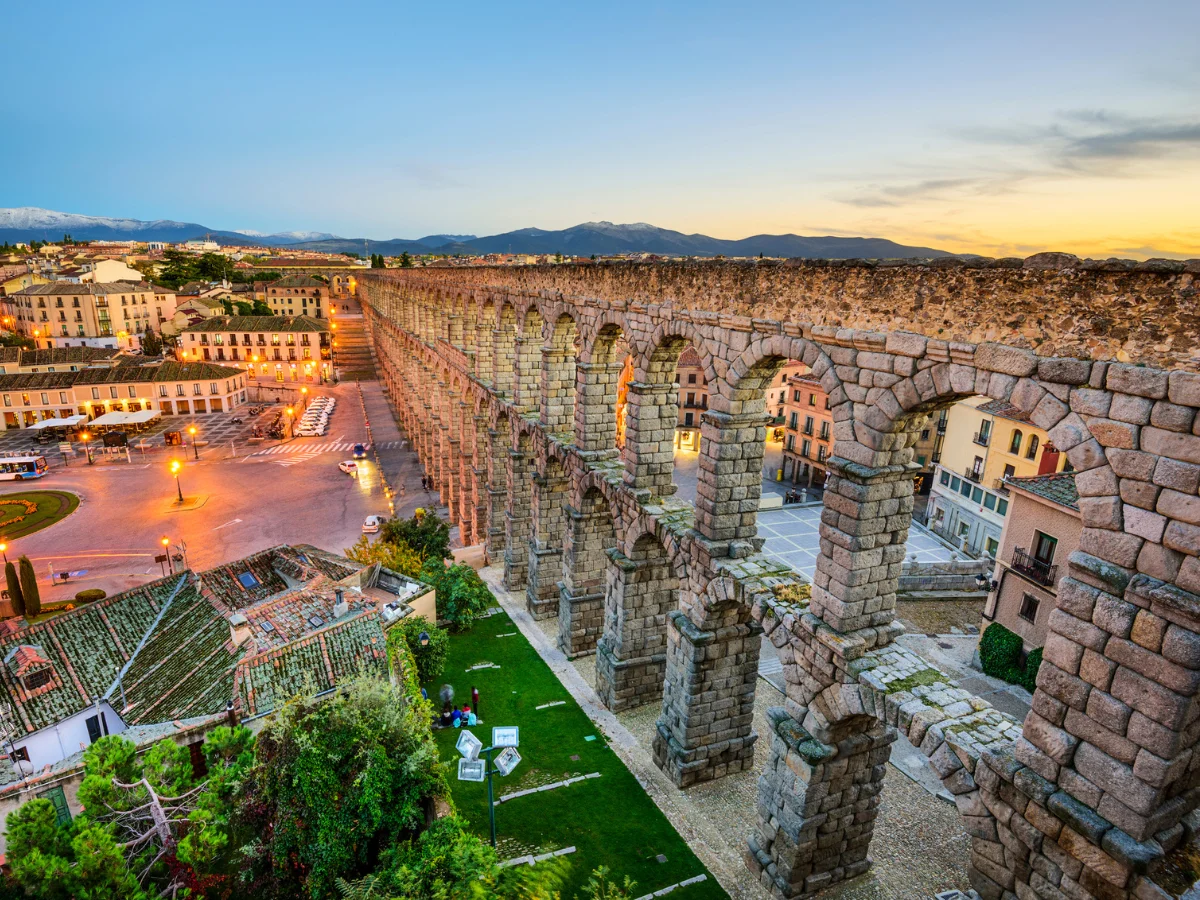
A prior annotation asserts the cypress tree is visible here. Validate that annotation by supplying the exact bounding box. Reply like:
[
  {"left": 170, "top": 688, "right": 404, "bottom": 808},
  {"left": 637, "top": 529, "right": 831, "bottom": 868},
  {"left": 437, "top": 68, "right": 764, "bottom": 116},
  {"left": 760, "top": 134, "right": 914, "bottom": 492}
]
[
  {"left": 5, "top": 560, "right": 23, "bottom": 617},
  {"left": 17, "top": 556, "right": 39, "bottom": 618}
]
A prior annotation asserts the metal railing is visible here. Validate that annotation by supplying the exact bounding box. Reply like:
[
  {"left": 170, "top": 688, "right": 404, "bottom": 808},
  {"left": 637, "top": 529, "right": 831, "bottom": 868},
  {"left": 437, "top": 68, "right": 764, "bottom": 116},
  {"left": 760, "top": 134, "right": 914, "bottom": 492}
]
[
  {"left": 963, "top": 468, "right": 983, "bottom": 483},
  {"left": 973, "top": 431, "right": 991, "bottom": 446},
  {"left": 1012, "top": 548, "right": 1057, "bottom": 587},
  {"left": 992, "top": 478, "right": 1010, "bottom": 494}
]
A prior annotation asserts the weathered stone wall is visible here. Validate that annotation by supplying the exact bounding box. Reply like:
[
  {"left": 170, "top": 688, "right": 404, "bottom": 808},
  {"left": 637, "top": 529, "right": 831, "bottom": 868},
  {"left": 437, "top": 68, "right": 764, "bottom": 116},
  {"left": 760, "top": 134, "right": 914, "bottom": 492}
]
[{"left": 360, "top": 261, "right": 1200, "bottom": 900}]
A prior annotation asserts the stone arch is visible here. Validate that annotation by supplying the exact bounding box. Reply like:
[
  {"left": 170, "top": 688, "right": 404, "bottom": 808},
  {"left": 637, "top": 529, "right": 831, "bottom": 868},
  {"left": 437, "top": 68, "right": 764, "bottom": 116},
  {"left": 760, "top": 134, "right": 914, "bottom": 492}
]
[
  {"left": 596, "top": 529, "right": 680, "bottom": 711},
  {"left": 576, "top": 319, "right": 630, "bottom": 455},
  {"left": 475, "top": 298, "right": 495, "bottom": 383},
  {"left": 527, "top": 452, "right": 571, "bottom": 619},
  {"left": 623, "top": 326, "right": 711, "bottom": 498},
  {"left": 502, "top": 429, "right": 534, "bottom": 591},
  {"left": 559, "top": 484, "right": 618, "bottom": 657}
]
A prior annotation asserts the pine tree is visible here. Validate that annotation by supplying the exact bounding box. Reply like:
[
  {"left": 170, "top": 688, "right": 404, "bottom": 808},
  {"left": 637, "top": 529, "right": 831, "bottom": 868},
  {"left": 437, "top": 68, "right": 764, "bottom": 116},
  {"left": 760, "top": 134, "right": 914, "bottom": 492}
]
[
  {"left": 399, "top": 251, "right": 414, "bottom": 268},
  {"left": 5, "top": 560, "right": 24, "bottom": 617},
  {"left": 18, "top": 556, "right": 39, "bottom": 618}
]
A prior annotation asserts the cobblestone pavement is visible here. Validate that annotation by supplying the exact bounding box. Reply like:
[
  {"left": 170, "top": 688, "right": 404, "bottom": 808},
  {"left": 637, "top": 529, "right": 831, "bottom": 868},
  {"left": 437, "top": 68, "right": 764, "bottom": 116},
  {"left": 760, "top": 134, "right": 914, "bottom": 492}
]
[{"left": 526, "top": 615, "right": 972, "bottom": 900}]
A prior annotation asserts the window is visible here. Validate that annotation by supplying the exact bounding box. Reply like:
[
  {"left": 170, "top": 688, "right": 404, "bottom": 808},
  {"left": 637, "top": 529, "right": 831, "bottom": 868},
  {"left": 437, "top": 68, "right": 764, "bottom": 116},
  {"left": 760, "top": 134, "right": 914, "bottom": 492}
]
[
  {"left": 176, "top": 384, "right": 185, "bottom": 396},
  {"left": 788, "top": 412, "right": 798, "bottom": 429},
  {"left": 38, "top": 786, "right": 72, "bottom": 826},
  {"left": 809, "top": 393, "right": 816, "bottom": 406},
  {"left": 1009, "top": 429, "right": 1023, "bottom": 454},
  {"left": 802, "top": 439, "right": 811, "bottom": 458},
  {"left": 210, "top": 382, "right": 219, "bottom": 394},
  {"left": 86, "top": 714, "right": 104, "bottom": 744},
  {"left": 917, "top": 455, "right": 927, "bottom": 467},
  {"left": 959, "top": 480, "right": 972, "bottom": 498},
  {"left": 793, "top": 390, "right": 801, "bottom": 402},
  {"left": 997, "top": 498, "right": 1009, "bottom": 516},
  {"left": 971, "top": 486, "right": 983, "bottom": 503},
  {"left": 804, "top": 416, "right": 814, "bottom": 435},
  {"left": 1033, "top": 532, "right": 1058, "bottom": 565},
  {"left": 109, "top": 387, "right": 118, "bottom": 399},
  {"left": 39, "top": 392, "right": 48, "bottom": 405},
  {"left": 920, "top": 429, "right": 931, "bottom": 440},
  {"left": 940, "top": 470, "right": 950, "bottom": 486},
  {"left": 1019, "top": 594, "right": 1040, "bottom": 623},
  {"left": 985, "top": 537, "right": 999, "bottom": 557},
  {"left": 128, "top": 386, "right": 136, "bottom": 398},
  {"left": 237, "top": 571, "right": 260, "bottom": 589},
  {"left": 1026, "top": 434, "right": 1040, "bottom": 460},
  {"left": 59, "top": 392, "right": 67, "bottom": 404},
  {"left": 688, "top": 373, "right": 697, "bottom": 384},
  {"left": 686, "top": 392, "right": 695, "bottom": 406},
  {"left": 786, "top": 434, "right": 794, "bottom": 451},
  {"left": 25, "top": 669, "right": 52, "bottom": 690},
  {"left": 159, "top": 385, "right": 167, "bottom": 397},
  {"left": 817, "top": 446, "right": 827, "bottom": 462},
  {"left": 684, "top": 412, "right": 694, "bottom": 426},
  {"left": 91, "top": 388, "right": 100, "bottom": 400},
  {"left": 950, "top": 476, "right": 961, "bottom": 491},
  {"left": 193, "top": 384, "right": 202, "bottom": 395},
  {"left": 983, "top": 493, "right": 997, "bottom": 511}
]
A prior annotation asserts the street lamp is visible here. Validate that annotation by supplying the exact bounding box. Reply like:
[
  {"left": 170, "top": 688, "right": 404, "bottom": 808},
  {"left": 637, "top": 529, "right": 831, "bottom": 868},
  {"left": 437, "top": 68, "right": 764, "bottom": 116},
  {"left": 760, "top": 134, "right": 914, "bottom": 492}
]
[
  {"left": 0, "top": 542, "right": 8, "bottom": 564},
  {"left": 300, "top": 386, "right": 308, "bottom": 408},
  {"left": 188, "top": 425, "right": 199, "bottom": 460},
  {"left": 160, "top": 536, "right": 171, "bottom": 575},
  {"left": 285, "top": 406, "right": 294, "bottom": 438},
  {"left": 80, "top": 431, "right": 94, "bottom": 465},
  {"left": 170, "top": 459, "right": 183, "bottom": 503}
]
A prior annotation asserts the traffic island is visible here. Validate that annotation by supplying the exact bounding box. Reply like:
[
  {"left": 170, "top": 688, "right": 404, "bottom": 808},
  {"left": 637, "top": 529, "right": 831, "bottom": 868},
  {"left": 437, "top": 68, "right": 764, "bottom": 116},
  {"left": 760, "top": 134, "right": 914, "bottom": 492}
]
[
  {"left": 0, "top": 491, "right": 80, "bottom": 539},
  {"left": 165, "top": 495, "right": 208, "bottom": 512}
]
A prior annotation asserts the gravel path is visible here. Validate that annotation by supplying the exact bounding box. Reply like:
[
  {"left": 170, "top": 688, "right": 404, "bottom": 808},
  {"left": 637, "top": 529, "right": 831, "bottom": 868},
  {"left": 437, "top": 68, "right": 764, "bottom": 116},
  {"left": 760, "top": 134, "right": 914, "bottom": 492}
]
[{"left": 527, "top": 599, "right": 972, "bottom": 899}]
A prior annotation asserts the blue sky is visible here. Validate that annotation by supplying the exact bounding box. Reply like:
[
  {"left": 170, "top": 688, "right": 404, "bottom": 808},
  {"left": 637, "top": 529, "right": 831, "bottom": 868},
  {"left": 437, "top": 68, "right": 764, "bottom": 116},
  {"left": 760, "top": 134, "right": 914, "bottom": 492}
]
[{"left": 2, "top": 0, "right": 1198, "bottom": 256}]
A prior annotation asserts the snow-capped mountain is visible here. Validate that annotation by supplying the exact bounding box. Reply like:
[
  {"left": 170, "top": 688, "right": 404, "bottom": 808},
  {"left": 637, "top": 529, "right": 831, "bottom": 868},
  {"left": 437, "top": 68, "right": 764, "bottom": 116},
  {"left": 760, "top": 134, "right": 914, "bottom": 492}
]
[{"left": 0, "top": 208, "right": 342, "bottom": 246}]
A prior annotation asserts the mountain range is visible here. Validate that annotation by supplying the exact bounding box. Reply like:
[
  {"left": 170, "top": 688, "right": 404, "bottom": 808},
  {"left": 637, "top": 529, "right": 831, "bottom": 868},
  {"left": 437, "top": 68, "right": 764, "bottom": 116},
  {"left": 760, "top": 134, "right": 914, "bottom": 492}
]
[{"left": 0, "top": 208, "right": 953, "bottom": 259}]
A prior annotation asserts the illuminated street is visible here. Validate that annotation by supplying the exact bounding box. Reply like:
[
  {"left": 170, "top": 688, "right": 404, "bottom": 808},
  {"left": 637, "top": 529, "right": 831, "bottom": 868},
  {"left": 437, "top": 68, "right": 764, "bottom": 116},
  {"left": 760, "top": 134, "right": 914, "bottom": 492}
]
[{"left": 0, "top": 381, "right": 444, "bottom": 604}]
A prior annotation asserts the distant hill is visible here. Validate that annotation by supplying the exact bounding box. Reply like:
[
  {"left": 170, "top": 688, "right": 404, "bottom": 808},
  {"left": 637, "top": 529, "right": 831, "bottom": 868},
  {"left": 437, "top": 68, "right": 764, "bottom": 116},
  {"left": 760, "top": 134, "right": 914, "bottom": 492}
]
[{"left": 1, "top": 208, "right": 953, "bottom": 259}]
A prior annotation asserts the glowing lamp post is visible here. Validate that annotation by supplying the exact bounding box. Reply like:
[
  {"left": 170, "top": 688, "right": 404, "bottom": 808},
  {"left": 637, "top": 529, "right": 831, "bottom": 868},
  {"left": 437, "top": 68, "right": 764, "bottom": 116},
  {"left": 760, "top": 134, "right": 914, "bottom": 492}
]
[
  {"left": 170, "top": 459, "right": 184, "bottom": 503},
  {"left": 188, "top": 425, "right": 199, "bottom": 460},
  {"left": 81, "top": 431, "right": 94, "bottom": 465},
  {"left": 0, "top": 542, "right": 8, "bottom": 564},
  {"left": 160, "top": 536, "right": 171, "bottom": 575}
]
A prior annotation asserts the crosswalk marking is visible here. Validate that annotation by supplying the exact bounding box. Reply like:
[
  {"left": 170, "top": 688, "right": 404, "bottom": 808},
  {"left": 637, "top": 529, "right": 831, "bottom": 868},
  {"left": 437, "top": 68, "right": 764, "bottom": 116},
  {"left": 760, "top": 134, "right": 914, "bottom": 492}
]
[
  {"left": 250, "top": 441, "right": 369, "bottom": 457},
  {"left": 274, "top": 452, "right": 323, "bottom": 467}
]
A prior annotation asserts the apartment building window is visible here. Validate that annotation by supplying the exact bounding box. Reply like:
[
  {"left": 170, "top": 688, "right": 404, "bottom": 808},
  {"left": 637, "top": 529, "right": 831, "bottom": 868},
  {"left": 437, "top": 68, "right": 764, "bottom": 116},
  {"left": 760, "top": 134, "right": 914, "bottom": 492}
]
[
  {"left": 684, "top": 412, "right": 694, "bottom": 426},
  {"left": 59, "top": 392, "right": 67, "bottom": 404},
  {"left": 809, "top": 393, "right": 816, "bottom": 406},
  {"left": 786, "top": 434, "right": 794, "bottom": 451},
  {"left": 159, "top": 385, "right": 168, "bottom": 397},
  {"left": 1009, "top": 429, "right": 1023, "bottom": 454},
  {"left": 788, "top": 412, "right": 798, "bottom": 429},
  {"left": 193, "top": 384, "right": 202, "bottom": 396},
  {"left": 802, "top": 439, "right": 811, "bottom": 458},
  {"left": 128, "top": 386, "right": 137, "bottom": 398},
  {"left": 1027, "top": 435, "right": 1040, "bottom": 460},
  {"left": 210, "top": 382, "right": 219, "bottom": 394},
  {"left": 793, "top": 389, "right": 801, "bottom": 402},
  {"left": 1033, "top": 532, "right": 1058, "bottom": 566},
  {"left": 1019, "top": 594, "right": 1040, "bottom": 623},
  {"left": 39, "top": 392, "right": 48, "bottom": 405},
  {"left": 818, "top": 446, "right": 827, "bottom": 463},
  {"left": 803, "top": 416, "right": 814, "bottom": 435},
  {"left": 819, "top": 422, "right": 830, "bottom": 441},
  {"left": 109, "top": 387, "right": 118, "bottom": 399},
  {"left": 92, "top": 388, "right": 100, "bottom": 400},
  {"left": 688, "top": 373, "right": 697, "bottom": 384},
  {"left": 20, "top": 394, "right": 29, "bottom": 407}
]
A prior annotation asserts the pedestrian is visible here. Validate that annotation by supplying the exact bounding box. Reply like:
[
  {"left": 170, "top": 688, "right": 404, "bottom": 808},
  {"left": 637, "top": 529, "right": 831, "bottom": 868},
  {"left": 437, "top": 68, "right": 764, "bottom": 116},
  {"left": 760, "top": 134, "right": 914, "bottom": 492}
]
[
  {"left": 471, "top": 685, "right": 480, "bottom": 719},
  {"left": 465, "top": 706, "right": 477, "bottom": 727},
  {"left": 451, "top": 706, "right": 463, "bottom": 727}
]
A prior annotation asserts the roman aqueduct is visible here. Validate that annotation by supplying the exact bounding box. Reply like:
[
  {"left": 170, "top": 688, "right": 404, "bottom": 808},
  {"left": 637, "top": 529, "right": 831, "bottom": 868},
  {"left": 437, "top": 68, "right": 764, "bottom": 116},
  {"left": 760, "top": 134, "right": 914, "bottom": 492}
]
[{"left": 359, "top": 257, "right": 1200, "bottom": 900}]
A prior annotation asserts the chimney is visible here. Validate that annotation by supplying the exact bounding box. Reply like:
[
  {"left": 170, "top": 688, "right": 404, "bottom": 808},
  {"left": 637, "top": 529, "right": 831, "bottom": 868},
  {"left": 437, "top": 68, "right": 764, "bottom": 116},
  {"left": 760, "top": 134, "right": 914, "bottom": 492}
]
[
  {"left": 229, "top": 613, "right": 251, "bottom": 646},
  {"left": 333, "top": 588, "right": 348, "bottom": 618}
]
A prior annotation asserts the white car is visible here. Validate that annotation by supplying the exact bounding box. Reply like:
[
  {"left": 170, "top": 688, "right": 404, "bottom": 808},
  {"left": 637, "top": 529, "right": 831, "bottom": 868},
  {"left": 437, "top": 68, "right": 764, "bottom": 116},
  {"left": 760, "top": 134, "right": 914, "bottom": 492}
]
[
  {"left": 297, "top": 426, "right": 325, "bottom": 436},
  {"left": 338, "top": 461, "right": 358, "bottom": 475},
  {"left": 362, "top": 515, "right": 384, "bottom": 533}
]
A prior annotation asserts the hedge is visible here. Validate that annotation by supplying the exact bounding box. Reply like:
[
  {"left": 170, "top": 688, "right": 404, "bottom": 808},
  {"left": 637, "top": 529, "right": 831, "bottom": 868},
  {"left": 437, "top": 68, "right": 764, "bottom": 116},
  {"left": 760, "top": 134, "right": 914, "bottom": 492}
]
[{"left": 979, "top": 622, "right": 1042, "bottom": 692}]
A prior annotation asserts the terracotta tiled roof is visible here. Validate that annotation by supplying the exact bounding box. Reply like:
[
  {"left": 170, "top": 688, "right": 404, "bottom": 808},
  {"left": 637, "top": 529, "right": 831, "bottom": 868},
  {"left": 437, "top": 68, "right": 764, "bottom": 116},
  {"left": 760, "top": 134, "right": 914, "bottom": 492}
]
[
  {"left": 17, "top": 347, "right": 120, "bottom": 367},
  {"left": 1006, "top": 472, "right": 1080, "bottom": 512},
  {"left": 234, "top": 613, "right": 388, "bottom": 718},
  {"left": 10, "top": 282, "right": 153, "bottom": 297},
  {"left": 677, "top": 346, "right": 702, "bottom": 368},
  {"left": 4, "top": 645, "right": 51, "bottom": 678},
  {"left": 182, "top": 315, "right": 328, "bottom": 334},
  {"left": 976, "top": 399, "right": 1034, "bottom": 425},
  {"left": 267, "top": 275, "right": 324, "bottom": 288}
]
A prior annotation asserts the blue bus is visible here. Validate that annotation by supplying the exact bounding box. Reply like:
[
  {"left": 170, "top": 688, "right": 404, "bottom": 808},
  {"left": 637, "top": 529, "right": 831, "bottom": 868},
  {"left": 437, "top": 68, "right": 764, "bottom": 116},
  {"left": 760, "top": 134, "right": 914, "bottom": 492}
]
[{"left": 0, "top": 456, "right": 49, "bottom": 481}]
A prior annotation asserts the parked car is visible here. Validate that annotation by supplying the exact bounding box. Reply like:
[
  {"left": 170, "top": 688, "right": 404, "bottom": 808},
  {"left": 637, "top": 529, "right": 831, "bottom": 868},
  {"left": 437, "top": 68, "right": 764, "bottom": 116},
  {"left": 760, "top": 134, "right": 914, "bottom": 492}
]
[
  {"left": 338, "top": 461, "right": 358, "bottom": 475},
  {"left": 362, "top": 515, "right": 384, "bottom": 533},
  {"left": 353, "top": 443, "right": 367, "bottom": 458}
]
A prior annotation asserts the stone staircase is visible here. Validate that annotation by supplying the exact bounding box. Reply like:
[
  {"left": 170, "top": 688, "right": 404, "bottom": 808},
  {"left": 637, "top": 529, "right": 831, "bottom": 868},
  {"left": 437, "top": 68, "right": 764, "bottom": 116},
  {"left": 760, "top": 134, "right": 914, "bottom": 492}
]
[{"left": 332, "top": 298, "right": 376, "bottom": 380}]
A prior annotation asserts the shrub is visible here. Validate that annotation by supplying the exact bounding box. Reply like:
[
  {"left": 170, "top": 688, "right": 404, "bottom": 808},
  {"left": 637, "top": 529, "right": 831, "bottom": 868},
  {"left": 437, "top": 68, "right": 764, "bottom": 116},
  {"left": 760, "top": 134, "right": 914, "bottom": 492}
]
[
  {"left": 383, "top": 513, "right": 451, "bottom": 563},
  {"left": 5, "top": 560, "right": 23, "bottom": 617},
  {"left": 391, "top": 615, "right": 449, "bottom": 685},
  {"left": 17, "top": 556, "right": 38, "bottom": 617},
  {"left": 979, "top": 622, "right": 1039, "bottom": 691},
  {"left": 344, "top": 533, "right": 425, "bottom": 578},
  {"left": 74, "top": 588, "right": 106, "bottom": 603},
  {"left": 420, "top": 560, "right": 493, "bottom": 632}
]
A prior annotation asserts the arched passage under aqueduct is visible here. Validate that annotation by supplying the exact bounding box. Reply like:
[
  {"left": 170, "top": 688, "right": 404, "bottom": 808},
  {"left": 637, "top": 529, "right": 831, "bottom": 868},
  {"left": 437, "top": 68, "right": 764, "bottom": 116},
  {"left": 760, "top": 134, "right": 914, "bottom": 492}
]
[{"left": 360, "top": 257, "right": 1200, "bottom": 900}]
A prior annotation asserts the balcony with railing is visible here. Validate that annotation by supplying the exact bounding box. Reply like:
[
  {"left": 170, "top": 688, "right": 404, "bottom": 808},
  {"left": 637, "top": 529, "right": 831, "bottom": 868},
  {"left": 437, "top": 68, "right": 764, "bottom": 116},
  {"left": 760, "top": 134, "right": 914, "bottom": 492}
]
[
  {"left": 973, "top": 431, "right": 991, "bottom": 447},
  {"left": 963, "top": 468, "right": 983, "bottom": 483},
  {"left": 992, "top": 478, "right": 1010, "bottom": 494},
  {"left": 1011, "top": 548, "right": 1057, "bottom": 587}
]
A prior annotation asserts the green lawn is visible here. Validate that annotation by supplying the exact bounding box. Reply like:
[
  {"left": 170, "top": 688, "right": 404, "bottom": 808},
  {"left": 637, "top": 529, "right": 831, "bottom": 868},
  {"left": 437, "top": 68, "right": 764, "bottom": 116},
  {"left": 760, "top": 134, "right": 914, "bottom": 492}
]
[
  {"left": 0, "top": 490, "right": 79, "bottom": 540},
  {"left": 424, "top": 607, "right": 727, "bottom": 900}
]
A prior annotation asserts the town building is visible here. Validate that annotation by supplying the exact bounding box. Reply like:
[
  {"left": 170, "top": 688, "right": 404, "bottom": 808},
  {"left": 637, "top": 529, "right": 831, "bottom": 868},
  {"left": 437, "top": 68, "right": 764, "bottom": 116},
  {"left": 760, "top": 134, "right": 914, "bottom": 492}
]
[
  {"left": 177, "top": 315, "right": 331, "bottom": 384},
  {"left": 0, "top": 360, "right": 247, "bottom": 428},
  {"left": 926, "top": 397, "right": 1069, "bottom": 557},
  {"left": 81, "top": 258, "right": 144, "bottom": 283},
  {"left": 981, "top": 472, "right": 1081, "bottom": 650},
  {"left": 0, "top": 544, "right": 434, "bottom": 850},
  {"left": 673, "top": 346, "right": 709, "bottom": 451},
  {"left": 255, "top": 274, "right": 327, "bottom": 318},
  {"left": 0, "top": 346, "right": 122, "bottom": 376},
  {"left": 778, "top": 366, "right": 833, "bottom": 489},
  {"left": 8, "top": 282, "right": 178, "bottom": 351}
]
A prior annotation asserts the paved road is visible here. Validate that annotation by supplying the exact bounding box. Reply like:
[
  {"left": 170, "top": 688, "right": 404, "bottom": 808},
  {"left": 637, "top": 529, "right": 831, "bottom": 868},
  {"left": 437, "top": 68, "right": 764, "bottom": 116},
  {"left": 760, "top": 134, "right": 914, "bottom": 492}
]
[{"left": 0, "top": 381, "right": 447, "bottom": 605}]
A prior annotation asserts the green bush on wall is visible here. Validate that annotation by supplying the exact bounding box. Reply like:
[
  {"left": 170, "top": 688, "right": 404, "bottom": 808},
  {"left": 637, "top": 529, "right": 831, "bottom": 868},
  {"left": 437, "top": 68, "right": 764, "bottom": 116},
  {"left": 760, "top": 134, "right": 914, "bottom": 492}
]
[
  {"left": 979, "top": 622, "right": 1042, "bottom": 692},
  {"left": 74, "top": 589, "right": 106, "bottom": 603}
]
